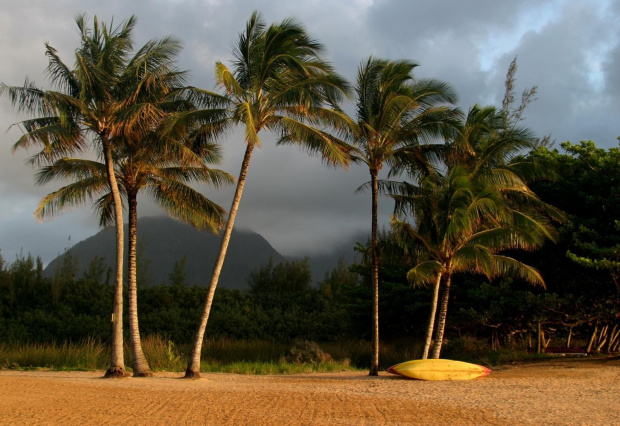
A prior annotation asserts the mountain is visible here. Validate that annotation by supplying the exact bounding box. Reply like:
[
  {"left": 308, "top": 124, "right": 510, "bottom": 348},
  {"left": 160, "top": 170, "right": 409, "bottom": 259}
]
[
  {"left": 44, "top": 216, "right": 285, "bottom": 290},
  {"left": 44, "top": 216, "right": 367, "bottom": 289}
]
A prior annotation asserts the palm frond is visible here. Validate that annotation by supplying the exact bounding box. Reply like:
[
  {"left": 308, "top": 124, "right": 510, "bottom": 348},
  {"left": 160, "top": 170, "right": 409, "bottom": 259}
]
[
  {"left": 147, "top": 180, "right": 226, "bottom": 233},
  {"left": 35, "top": 158, "right": 106, "bottom": 186},
  {"left": 406, "top": 260, "right": 443, "bottom": 287},
  {"left": 215, "top": 62, "right": 245, "bottom": 98},
  {"left": 35, "top": 176, "right": 109, "bottom": 221},
  {"left": 275, "top": 115, "right": 351, "bottom": 168},
  {"left": 492, "top": 255, "right": 545, "bottom": 287}
]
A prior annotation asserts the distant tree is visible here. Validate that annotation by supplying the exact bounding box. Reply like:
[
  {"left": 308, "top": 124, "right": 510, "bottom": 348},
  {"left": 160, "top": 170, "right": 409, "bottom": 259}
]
[
  {"left": 527, "top": 141, "right": 620, "bottom": 333},
  {"left": 83, "top": 255, "right": 109, "bottom": 284},
  {"left": 52, "top": 246, "right": 78, "bottom": 302},
  {"left": 319, "top": 258, "right": 358, "bottom": 300},
  {"left": 547, "top": 141, "right": 620, "bottom": 292},
  {"left": 169, "top": 256, "right": 188, "bottom": 287},
  {"left": 136, "top": 239, "right": 154, "bottom": 289},
  {"left": 501, "top": 56, "right": 538, "bottom": 130},
  {"left": 248, "top": 257, "right": 312, "bottom": 298}
]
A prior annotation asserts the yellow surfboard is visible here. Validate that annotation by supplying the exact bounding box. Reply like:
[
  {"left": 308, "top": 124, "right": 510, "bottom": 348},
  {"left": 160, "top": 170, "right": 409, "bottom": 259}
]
[{"left": 387, "top": 359, "right": 490, "bottom": 381}]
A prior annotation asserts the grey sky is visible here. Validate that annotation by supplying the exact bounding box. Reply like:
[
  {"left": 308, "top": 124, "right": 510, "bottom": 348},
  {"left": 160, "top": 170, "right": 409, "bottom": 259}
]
[{"left": 1, "top": 0, "right": 618, "bottom": 265}]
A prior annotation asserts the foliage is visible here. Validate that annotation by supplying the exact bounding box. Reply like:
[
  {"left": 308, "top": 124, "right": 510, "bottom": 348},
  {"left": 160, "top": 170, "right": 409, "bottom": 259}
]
[
  {"left": 285, "top": 341, "right": 333, "bottom": 364},
  {"left": 529, "top": 141, "right": 620, "bottom": 293},
  {"left": 0, "top": 253, "right": 358, "bottom": 344}
]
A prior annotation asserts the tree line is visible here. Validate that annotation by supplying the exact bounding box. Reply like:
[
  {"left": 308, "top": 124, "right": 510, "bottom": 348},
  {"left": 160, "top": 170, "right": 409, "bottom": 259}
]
[{"left": 1, "top": 11, "right": 618, "bottom": 378}]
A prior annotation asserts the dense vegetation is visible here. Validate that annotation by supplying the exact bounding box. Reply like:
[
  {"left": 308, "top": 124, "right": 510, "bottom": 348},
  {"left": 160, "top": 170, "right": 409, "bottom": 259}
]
[{"left": 2, "top": 138, "right": 619, "bottom": 364}]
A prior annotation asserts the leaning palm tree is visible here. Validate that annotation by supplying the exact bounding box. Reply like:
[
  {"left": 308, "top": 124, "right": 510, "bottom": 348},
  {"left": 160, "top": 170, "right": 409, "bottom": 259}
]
[
  {"left": 391, "top": 164, "right": 556, "bottom": 359},
  {"left": 320, "top": 57, "right": 458, "bottom": 374},
  {"left": 389, "top": 104, "right": 563, "bottom": 359},
  {"left": 440, "top": 105, "right": 562, "bottom": 361},
  {"left": 1, "top": 15, "right": 197, "bottom": 377},
  {"left": 176, "top": 11, "right": 351, "bottom": 378}
]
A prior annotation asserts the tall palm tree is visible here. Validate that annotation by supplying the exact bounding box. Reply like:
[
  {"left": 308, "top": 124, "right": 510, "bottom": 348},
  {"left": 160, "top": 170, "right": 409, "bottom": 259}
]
[
  {"left": 1, "top": 15, "right": 198, "bottom": 377},
  {"left": 323, "top": 57, "right": 458, "bottom": 374},
  {"left": 35, "top": 130, "right": 232, "bottom": 375},
  {"left": 176, "top": 11, "right": 351, "bottom": 378}
]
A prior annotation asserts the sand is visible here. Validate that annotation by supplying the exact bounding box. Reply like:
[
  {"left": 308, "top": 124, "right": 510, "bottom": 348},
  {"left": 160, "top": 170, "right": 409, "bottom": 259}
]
[{"left": 0, "top": 357, "right": 618, "bottom": 425}]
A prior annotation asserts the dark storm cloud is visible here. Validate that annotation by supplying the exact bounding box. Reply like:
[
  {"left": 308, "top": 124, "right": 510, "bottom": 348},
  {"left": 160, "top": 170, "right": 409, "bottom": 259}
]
[
  {"left": 485, "top": 0, "right": 620, "bottom": 145},
  {"left": 1, "top": 0, "right": 618, "bottom": 263}
]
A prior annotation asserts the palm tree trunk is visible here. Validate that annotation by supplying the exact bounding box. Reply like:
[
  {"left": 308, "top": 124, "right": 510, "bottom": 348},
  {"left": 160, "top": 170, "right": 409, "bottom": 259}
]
[
  {"left": 102, "top": 139, "right": 127, "bottom": 378},
  {"left": 185, "top": 143, "right": 255, "bottom": 378},
  {"left": 422, "top": 272, "right": 442, "bottom": 359},
  {"left": 369, "top": 169, "right": 380, "bottom": 376},
  {"left": 127, "top": 190, "right": 152, "bottom": 377},
  {"left": 430, "top": 273, "right": 451, "bottom": 359}
]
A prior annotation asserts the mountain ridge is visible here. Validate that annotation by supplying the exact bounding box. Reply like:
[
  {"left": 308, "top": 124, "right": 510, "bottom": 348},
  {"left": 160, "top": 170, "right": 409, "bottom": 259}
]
[{"left": 44, "top": 216, "right": 364, "bottom": 289}]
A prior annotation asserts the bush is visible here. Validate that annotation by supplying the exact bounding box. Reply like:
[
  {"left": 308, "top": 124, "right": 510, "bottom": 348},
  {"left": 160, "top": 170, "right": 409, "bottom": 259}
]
[{"left": 285, "top": 341, "right": 333, "bottom": 364}]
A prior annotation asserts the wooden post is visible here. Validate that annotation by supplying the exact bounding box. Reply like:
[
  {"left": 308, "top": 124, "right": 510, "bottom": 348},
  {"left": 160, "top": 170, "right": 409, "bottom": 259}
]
[
  {"left": 611, "top": 325, "right": 620, "bottom": 352},
  {"left": 586, "top": 322, "right": 599, "bottom": 353},
  {"left": 606, "top": 324, "right": 618, "bottom": 353},
  {"left": 595, "top": 325, "right": 609, "bottom": 353}
]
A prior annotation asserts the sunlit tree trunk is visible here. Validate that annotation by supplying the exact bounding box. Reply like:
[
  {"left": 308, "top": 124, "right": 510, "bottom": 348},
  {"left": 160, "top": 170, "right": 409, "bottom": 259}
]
[
  {"left": 103, "top": 138, "right": 127, "bottom": 378},
  {"left": 185, "top": 143, "right": 255, "bottom": 378},
  {"left": 431, "top": 273, "right": 451, "bottom": 359},
  {"left": 369, "top": 169, "right": 380, "bottom": 376},
  {"left": 127, "top": 190, "right": 152, "bottom": 377},
  {"left": 422, "top": 272, "right": 442, "bottom": 359}
]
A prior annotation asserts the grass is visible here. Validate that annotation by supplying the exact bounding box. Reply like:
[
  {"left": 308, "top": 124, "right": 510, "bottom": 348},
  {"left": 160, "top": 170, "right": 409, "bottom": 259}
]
[
  {"left": 0, "top": 336, "right": 360, "bottom": 374},
  {"left": 1, "top": 335, "right": 565, "bottom": 374},
  {"left": 0, "top": 338, "right": 108, "bottom": 371},
  {"left": 439, "top": 336, "right": 583, "bottom": 368},
  {"left": 200, "top": 361, "right": 353, "bottom": 375}
]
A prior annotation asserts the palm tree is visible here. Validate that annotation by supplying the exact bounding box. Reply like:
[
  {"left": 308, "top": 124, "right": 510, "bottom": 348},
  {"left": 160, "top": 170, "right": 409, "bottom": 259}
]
[
  {"left": 324, "top": 57, "right": 458, "bottom": 374},
  {"left": 387, "top": 102, "right": 564, "bottom": 359},
  {"left": 1, "top": 15, "right": 199, "bottom": 377},
  {"left": 34, "top": 131, "right": 232, "bottom": 375},
  {"left": 392, "top": 163, "right": 556, "bottom": 358},
  {"left": 391, "top": 104, "right": 564, "bottom": 358},
  {"left": 176, "top": 11, "right": 351, "bottom": 378}
]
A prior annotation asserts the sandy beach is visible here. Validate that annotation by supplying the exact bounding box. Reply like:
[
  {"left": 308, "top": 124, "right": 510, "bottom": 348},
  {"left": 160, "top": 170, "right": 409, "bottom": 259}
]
[{"left": 0, "top": 357, "right": 618, "bottom": 425}]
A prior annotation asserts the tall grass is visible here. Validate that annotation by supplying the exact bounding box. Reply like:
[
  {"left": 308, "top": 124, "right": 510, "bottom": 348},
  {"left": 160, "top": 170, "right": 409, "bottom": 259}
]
[
  {"left": 201, "top": 337, "right": 289, "bottom": 364},
  {"left": 200, "top": 361, "right": 351, "bottom": 375},
  {"left": 0, "top": 338, "right": 108, "bottom": 370},
  {"left": 0, "top": 335, "right": 429, "bottom": 373},
  {"left": 139, "top": 335, "right": 186, "bottom": 371}
]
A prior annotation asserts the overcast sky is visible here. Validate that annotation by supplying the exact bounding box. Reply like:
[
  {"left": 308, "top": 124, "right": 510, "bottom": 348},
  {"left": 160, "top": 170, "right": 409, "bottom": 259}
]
[{"left": 1, "top": 0, "right": 619, "bottom": 265}]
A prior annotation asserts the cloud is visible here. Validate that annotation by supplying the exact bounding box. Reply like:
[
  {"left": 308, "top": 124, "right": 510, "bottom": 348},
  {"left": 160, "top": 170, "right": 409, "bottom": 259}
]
[{"left": 0, "top": 0, "right": 618, "bottom": 264}]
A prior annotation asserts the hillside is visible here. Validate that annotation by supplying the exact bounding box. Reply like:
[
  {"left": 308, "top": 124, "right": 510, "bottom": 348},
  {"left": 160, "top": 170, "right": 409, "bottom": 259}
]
[
  {"left": 44, "top": 216, "right": 364, "bottom": 289},
  {"left": 44, "top": 217, "right": 285, "bottom": 290}
]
